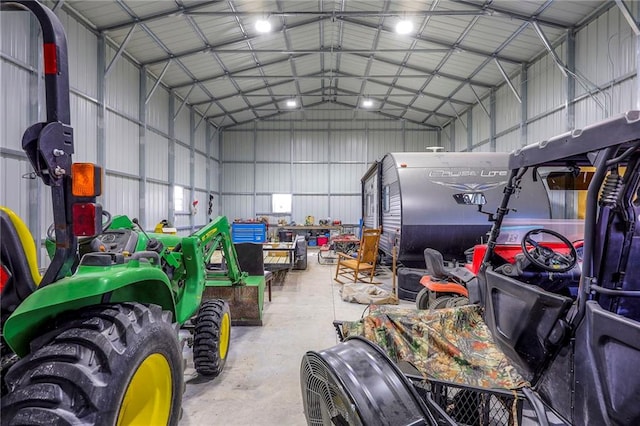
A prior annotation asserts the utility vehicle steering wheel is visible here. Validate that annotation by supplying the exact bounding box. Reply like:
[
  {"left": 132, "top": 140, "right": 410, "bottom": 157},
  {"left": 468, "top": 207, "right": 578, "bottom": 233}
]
[
  {"left": 46, "top": 210, "right": 113, "bottom": 243},
  {"left": 521, "top": 228, "right": 577, "bottom": 273}
]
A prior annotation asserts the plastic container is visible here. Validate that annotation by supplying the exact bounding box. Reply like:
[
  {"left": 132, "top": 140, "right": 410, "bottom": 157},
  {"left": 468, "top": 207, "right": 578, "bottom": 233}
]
[
  {"left": 317, "top": 236, "right": 329, "bottom": 246},
  {"left": 308, "top": 237, "right": 317, "bottom": 247}
]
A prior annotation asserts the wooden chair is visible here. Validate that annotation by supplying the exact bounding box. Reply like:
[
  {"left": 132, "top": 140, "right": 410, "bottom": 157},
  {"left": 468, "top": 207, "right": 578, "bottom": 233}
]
[{"left": 334, "top": 228, "right": 381, "bottom": 284}]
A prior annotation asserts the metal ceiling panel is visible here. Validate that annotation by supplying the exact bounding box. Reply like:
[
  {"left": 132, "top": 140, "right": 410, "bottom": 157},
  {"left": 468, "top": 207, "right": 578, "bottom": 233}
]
[
  {"left": 66, "top": 1, "right": 130, "bottom": 28},
  {"left": 152, "top": 65, "right": 192, "bottom": 88},
  {"left": 288, "top": 32, "right": 323, "bottom": 54},
  {"left": 222, "top": 97, "right": 250, "bottom": 112},
  {"left": 58, "top": 0, "right": 612, "bottom": 129},
  {"left": 145, "top": 19, "right": 204, "bottom": 53},
  {"left": 336, "top": 78, "right": 364, "bottom": 93},
  {"left": 411, "top": 95, "right": 444, "bottom": 112},
  {"left": 190, "top": 16, "right": 245, "bottom": 46},
  {"left": 235, "top": 77, "right": 271, "bottom": 94},
  {"left": 291, "top": 55, "right": 324, "bottom": 76},
  {"left": 268, "top": 82, "right": 299, "bottom": 96},
  {"left": 422, "top": 15, "right": 477, "bottom": 44},
  {"left": 181, "top": 86, "right": 210, "bottom": 105},
  {"left": 340, "top": 24, "right": 379, "bottom": 50},
  {"left": 216, "top": 51, "right": 258, "bottom": 71},
  {"left": 367, "top": 59, "right": 404, "bottom": 77},
  {"left": 461, "top": 17, "right": 526, "bottom": 54},
  {"left": 115, "top": 30, "right": 167, "bottom": 63},
  {"left": 178, "top": 54, "right": 225, "bottom": 81},
  {"left": 258, "top": 60, "right": 297, "bottom": 77},
  {"left": 437, "top": 52, "right": 489, "bottom": 80},
  {"left": 120, "top": 1, "right": 177, "bottom": 18},
  {"left": 537, "top": 1, "right": 605, "bottom": 24},
  {"left": 424, "top": 77, "right": 463, "bottom": 98},
  {"left": 249, "top": 31, "right": 288, "bottom": 52},
  {"left": 231, "top": 109, "right": 258, "bottom": 123},
  {"left": 336, "top": 55, "right": 370, "bottom": 77},
  {"left": 203, "top": 79, "right": 239, "bottom": 98}
]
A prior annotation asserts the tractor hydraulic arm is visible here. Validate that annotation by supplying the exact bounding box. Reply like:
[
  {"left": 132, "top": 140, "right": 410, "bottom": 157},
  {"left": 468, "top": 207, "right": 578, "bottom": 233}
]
[{"left": 191, "top": 216, "right": 246, "bottom": 285}]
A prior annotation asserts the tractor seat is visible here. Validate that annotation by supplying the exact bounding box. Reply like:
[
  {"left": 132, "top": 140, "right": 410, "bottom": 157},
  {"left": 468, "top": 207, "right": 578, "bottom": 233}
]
[
  {"left": 0, "top": 207, "right": 41, "bottom": 327},
  {"left": 423, "top": 248, "right": 474, "bottom": 284}
]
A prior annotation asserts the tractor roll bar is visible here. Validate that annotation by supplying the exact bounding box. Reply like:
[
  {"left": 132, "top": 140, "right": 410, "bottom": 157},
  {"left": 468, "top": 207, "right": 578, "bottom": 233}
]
[
  {"left": 2, "top": 1, "right": 77, "bottom": 286},
  {"left": 1, "top": 1, "right": 70, "bottom": 124}
]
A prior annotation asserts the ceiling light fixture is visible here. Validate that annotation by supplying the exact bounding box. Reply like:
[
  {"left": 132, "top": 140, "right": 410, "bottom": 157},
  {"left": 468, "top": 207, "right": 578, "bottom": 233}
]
[
  {"left": 286, "top": 99, "right": 297, "bottom": 107},
  {"left": 255, "top": 19, "right": 271, "bottom": 33},
  {"left": 395, "top": 19, "right": 413, "bottom": 35},
  {"left": 362, "top": 99, "right": 374, "bottom": 108}
]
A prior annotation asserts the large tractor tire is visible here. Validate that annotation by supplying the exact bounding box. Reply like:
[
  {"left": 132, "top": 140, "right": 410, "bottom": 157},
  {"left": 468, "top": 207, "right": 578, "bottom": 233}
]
[
  {"left": 193, "top": 299, "right": 231, "bottom": 377},
  {"left": 1, "top": 303, "right": 184, "bottom": 425}
]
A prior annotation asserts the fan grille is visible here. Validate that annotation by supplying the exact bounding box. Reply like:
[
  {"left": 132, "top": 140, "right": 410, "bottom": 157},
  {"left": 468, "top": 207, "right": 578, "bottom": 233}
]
[{"left": 301, "top": 353, "right": 361, "bottom": 426}]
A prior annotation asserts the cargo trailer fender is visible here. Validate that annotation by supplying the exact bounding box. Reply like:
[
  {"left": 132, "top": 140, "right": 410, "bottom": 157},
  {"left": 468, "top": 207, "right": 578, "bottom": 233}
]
[{"left": 3, "top": 263, "right": 176, "bottom": 357}]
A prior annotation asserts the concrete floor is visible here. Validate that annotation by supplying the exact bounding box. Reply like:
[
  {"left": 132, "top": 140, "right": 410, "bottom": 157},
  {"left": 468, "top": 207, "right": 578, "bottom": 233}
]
[{"left": 180, "top": 249, "right": 407, "bottom": 425}]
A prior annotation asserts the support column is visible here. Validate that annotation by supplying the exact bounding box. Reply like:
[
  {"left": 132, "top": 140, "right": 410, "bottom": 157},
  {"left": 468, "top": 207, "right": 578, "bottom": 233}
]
[
  {"left": 189, "top": 108, "right": 196, "bottom": 232},
  {"left": 327, "top": 122, "right": 331, "bottom": 220},
  {"left": 466, "top": 109, "right": 473, "bottom": 152},
  {"left": 97, "top": 35, "right": 106, "bottom": 188},
  {"left": 206, "top": 124, "right": 212, "bottom": 221},
  {"left": 28, "top": 19, "right": 41, "bottom": 264},
  {"left": 490, "top": 89, "right": 496, "bottom": 152},
  {"left": 566, "top": 30, "right": 576, "bottom": 129},
  {"left": 219, "top": 129, "right": 224, "bottom": 215},
  {"left": 636, "top": 4, "right": 640, "bottom": 109},
  {"left": 253, "top": 121, "right": 257, "bottom": 217},
  {"left": 139, "top": 66, "right": 147, "bottom": 226},
  {"left": 168, "top": 90, "right": 176, "bottom": 225},
  {"left": 449, "top": 122, "right": 455, "bottom": 152},
  {"left": 520, "top": 64, "right": 528, "bottom": 146}
]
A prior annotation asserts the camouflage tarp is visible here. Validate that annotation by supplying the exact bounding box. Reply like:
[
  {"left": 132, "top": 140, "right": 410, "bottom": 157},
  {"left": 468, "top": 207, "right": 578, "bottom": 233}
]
[{"left": 341, "top": 304, "right": 528, "bottom": 390}]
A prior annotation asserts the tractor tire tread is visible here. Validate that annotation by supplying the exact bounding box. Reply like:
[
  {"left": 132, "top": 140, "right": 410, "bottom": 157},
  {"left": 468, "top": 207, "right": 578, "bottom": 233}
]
[
  {"left": 193, "top": 299, "right": 230, "bottom": 377},
  {"left": 1, "top": 303, "right": 181, "bottom": 425}
]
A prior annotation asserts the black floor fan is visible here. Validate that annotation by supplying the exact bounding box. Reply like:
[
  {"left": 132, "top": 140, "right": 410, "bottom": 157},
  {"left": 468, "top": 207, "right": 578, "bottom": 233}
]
[{"left": 300, "top": 337, "right": 434, "bottom": 426}]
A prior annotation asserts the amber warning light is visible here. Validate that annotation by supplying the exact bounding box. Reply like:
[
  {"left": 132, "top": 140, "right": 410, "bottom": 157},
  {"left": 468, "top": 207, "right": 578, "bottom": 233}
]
[
  {"left": 72, "top": 163, "right": 102, "bottom": 197},
  {"left": 71, "top": 163, "right": 103, "bottom": 236}
]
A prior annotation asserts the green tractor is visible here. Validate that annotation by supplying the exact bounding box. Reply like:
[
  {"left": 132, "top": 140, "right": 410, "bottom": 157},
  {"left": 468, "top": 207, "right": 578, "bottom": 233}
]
[{"left": 1, "top": 2, "right": 264, "bottom": 424}]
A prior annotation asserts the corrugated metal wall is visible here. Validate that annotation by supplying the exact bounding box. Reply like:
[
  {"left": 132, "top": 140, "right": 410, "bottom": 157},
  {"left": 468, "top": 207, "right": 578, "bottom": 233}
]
[
  {"left": 2, "top": 3, "right": 638, "bottom": 261},
  {"left": 1, "top": 7, "right": 219, "bottom": 266},
  {"left": 220, "top": 106, "right": 439, "bottom": 225},
  {"left": 444, "top": 4, "right": 638, "bottom": 156}
]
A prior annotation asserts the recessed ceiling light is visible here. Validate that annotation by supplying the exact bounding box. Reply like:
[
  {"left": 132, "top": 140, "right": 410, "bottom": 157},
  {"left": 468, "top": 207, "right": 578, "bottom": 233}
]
[
  {"left": 395, "top": 20, "right": 413, "bottom": 35},
  {"left": 362, "top": 99, "right": 374, "bottom": 108},
  {"left": 286, "top": 99, "right": 297, "bottom": 107},
  {"left": 256, "top": 19, "right": 271, "bottom": 33}
]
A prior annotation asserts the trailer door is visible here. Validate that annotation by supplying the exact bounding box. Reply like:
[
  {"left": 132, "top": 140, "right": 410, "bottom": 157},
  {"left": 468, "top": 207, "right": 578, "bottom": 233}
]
[{"left": 363, "top": 174, "right": 379, "bottom": 229}]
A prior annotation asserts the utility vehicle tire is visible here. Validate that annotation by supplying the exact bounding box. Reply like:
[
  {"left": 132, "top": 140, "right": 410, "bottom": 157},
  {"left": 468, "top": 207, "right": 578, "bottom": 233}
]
[
  {"left": 1, "top": 303, "right": 183, "bottom": 426},
  {"left": 415, "top": 287, "right": 430, "bottom": 310},
  {"left": 193, "top": 299, "right": 231, "bottom": 377}
]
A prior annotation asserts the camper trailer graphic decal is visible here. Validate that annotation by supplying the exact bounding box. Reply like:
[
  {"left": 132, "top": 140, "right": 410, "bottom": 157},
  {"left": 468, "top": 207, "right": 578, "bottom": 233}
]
[
  {"left": 426, "top": 169, "right": 508, "bottom": 192},
  {"left": 427, "top": 170, "right": 508, "bottom": 178},
  {"left": 428, "top": 180, "right": 508, "bottom": 192}
]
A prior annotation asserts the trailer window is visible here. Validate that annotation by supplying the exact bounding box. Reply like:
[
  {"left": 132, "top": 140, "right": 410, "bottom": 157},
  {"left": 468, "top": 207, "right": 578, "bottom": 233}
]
[{"left": 383, "top": 185, "right": 390, "bottom": 212}]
